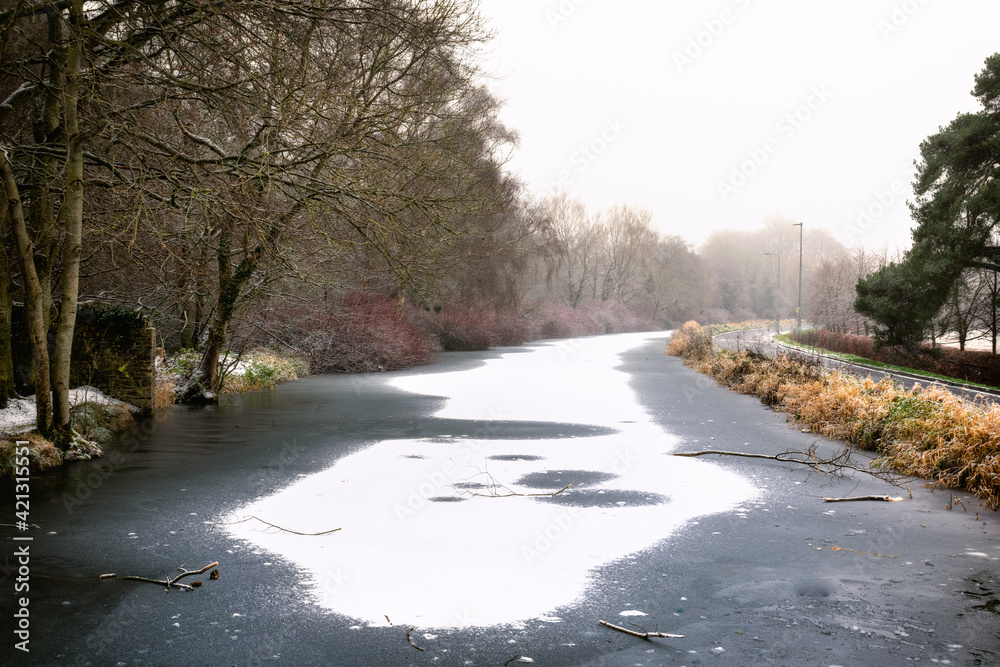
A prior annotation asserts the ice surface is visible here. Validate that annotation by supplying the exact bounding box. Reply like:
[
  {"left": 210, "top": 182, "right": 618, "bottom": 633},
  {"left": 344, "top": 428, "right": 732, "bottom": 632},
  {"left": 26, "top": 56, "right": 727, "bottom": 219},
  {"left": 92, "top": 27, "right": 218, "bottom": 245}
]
[{"left": 223, "top": 332, "right": 757, "bottom": 628}]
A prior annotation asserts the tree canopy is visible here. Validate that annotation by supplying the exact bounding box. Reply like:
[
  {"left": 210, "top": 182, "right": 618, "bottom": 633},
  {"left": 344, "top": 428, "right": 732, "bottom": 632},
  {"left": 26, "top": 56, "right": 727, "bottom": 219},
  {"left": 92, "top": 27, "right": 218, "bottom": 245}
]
[
  {"left": 1, "top": 0, "right": 515, "bottom": 418},
  {"left": 855, "top": 53, "right": 1000, "bottom": 347}
]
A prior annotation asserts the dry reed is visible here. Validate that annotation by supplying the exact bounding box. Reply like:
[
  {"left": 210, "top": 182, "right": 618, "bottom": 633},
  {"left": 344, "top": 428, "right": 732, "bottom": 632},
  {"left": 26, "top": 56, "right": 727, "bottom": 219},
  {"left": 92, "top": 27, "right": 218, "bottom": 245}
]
[{"left": 667, "top": 323, "right": 1000, "bottom": 509}]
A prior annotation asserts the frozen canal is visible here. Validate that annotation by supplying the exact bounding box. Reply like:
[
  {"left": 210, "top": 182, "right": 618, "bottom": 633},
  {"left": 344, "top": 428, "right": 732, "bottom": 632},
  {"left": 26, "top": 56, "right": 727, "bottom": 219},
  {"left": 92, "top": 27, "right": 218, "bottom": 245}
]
[
  {"left": 224, "top": 332, "right": 757, "bottom": 627},
  {"left": 8, "top": 330, "right": 998, "bottom": 666}
]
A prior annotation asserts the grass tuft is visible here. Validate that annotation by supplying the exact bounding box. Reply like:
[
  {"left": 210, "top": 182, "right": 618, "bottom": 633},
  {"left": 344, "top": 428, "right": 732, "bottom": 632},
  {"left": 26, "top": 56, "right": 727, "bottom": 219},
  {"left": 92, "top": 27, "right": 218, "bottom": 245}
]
[{"left": 667, "top": 324, "right": 1000, "bottom": 509}]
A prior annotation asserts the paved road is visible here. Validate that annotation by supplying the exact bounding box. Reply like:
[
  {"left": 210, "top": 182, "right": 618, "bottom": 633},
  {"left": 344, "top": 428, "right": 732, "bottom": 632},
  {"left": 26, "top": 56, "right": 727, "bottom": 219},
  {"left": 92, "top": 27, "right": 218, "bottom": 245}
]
[
  {"left": 715, "top": 328, "right": 1000, "bottom": 405},
  {"left": 2, "top": 333, "right": 999, "bottom": 666}
]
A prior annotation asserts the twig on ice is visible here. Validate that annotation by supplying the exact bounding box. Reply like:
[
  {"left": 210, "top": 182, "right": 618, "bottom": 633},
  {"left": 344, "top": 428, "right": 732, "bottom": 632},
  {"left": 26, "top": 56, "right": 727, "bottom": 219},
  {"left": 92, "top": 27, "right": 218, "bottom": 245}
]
[
  {"left": 406, "top": 627, "right": 426, "bottom": 651},
  {"left": 503, "top": 655, "right": 521, "bottom": 666},
  {"left": 826, "top": 545, "right": 899, "bottom": 559},
  {"left": 674, "top": 444, "right": 905, "bottom": 487},
  {"left": 220, "top": 515, "right": 342, "bottom": 535},
  {"left": 99, "top": 561, "right": 220, "bottom": 591},
  {"left": 823, "top": 495, "right": 902, "bottom": 502},
  {"left": 459, "top": 468, "right": 582, "bottom": 498},
  {"left": 598, "top": 619, "right": 684, "bottom": 639}
]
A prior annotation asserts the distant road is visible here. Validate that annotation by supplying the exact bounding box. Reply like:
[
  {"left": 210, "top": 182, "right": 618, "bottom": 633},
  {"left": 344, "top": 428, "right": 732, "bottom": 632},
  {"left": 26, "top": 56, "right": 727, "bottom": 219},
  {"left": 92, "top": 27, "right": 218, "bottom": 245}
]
[{"left": 714, "top": 327, "right": 999, "bottom": 405}]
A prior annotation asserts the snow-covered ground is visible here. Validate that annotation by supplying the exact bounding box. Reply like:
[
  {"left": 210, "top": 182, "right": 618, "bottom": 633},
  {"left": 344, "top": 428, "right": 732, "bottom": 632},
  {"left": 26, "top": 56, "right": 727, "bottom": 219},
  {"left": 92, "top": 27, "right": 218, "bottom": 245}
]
[{"left": 0, "top": 386, "right": 136, "bottom": 434}]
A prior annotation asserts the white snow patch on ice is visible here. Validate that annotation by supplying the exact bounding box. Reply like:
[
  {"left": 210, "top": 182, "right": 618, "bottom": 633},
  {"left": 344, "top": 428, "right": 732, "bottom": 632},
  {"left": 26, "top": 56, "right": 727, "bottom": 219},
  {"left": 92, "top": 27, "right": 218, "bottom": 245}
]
[{"left": 223, "top": 332, "right": 757, "bottom": 628}]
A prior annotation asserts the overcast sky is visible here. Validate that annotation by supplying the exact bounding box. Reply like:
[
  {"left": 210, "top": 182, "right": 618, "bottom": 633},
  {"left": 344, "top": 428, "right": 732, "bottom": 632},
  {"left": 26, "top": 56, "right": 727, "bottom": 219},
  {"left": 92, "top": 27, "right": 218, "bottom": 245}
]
[{"left": 475, "top": 0, "right": 1000, "bottom": 251}]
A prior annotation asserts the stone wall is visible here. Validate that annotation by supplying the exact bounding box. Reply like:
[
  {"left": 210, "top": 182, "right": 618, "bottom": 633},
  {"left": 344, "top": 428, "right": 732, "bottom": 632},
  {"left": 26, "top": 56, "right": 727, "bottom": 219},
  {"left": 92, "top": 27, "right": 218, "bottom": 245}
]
[{"left": 12, "top": 302, "right": 167, "bottom": 412}]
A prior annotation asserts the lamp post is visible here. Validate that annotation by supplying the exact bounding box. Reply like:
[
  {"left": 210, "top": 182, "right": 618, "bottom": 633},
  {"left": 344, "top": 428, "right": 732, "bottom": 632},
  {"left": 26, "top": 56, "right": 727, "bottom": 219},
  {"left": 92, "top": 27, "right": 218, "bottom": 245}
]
[
  {"left": 793, "top": 222, "right": 803, "bottom": 334},
  {"left": 764, "top": 252, "right": 780, "bottom": 334}
]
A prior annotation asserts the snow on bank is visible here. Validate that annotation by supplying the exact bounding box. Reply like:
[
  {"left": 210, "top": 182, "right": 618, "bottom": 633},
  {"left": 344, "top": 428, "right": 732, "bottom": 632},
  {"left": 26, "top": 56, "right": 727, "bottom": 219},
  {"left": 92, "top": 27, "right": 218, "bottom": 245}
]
[
  {"left": 223, "top": 332, "right": 758, "bottom": 629},
  {"left": 0, "top": 386, "right": 138, "bottom": 434}
]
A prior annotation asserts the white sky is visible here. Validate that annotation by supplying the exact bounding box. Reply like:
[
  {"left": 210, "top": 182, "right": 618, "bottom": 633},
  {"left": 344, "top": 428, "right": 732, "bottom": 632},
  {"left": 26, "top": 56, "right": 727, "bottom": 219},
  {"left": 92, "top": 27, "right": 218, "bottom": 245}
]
[{"left": 475, "top": 0, "right": 1000, "bottom": 250}]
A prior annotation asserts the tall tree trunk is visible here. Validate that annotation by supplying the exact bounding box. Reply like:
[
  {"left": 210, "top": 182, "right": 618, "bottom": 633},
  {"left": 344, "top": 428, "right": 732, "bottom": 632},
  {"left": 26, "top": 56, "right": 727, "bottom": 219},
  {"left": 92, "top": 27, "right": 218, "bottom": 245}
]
[
  {"left": 0, "top": 212, "right": 14, "bottom": 408},
  {"left": 51, "top": 0, "right": 84, "bottom": 430},
  {"left": 181, "top": 225, "right": 258, "bottom": 401},
  {"left": 1, "top": 152, "right": 52, "bottom": 433}
]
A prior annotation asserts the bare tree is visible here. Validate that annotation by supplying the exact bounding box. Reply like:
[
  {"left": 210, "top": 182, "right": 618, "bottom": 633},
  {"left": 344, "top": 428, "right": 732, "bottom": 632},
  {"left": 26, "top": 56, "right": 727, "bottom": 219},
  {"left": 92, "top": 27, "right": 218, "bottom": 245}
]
[
  {"left": 940, "top": 271, "right": 987, "bottom": 351},
  {"left": 974, "top": 267, "right": 1000, "bottom": 354},
  {"left": 598, "top": 204, "right": 657, "bottom": 305},
  {"left": 2, "top": 0, "right": 514, "bottom": 408},
  {"left": 640, "top": 235, "right": 707, "bottom": 324},
  {"left": 545, "top": 193, "right": 601, "bottom": 307}
]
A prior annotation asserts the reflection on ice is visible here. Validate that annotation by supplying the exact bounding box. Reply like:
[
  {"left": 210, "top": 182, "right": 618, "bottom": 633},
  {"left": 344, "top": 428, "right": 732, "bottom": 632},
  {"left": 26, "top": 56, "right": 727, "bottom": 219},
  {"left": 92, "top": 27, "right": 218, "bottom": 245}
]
[{"left": 223, "top": 332, "right": 757, "bottom": 628}]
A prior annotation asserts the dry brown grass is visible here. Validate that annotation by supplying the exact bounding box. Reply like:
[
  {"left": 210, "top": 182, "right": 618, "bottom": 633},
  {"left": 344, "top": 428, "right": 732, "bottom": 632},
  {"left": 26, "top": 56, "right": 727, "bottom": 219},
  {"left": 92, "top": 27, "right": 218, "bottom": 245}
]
[
  {"left": 1, "top": 432, "right": 64, "bottom": 477},
  {"left": 668, "top": 324, "right": 1000, "bottom": 509},
  {"left": 665, "top": 320, "right": 702, "bottom": 357}
]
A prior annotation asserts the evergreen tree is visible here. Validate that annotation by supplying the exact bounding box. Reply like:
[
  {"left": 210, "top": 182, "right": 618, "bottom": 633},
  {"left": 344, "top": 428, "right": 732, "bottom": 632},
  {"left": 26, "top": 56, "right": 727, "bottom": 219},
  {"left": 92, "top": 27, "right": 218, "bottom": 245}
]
[{"left": 856, "top": 54, "right": 1000, "bottom": 348}]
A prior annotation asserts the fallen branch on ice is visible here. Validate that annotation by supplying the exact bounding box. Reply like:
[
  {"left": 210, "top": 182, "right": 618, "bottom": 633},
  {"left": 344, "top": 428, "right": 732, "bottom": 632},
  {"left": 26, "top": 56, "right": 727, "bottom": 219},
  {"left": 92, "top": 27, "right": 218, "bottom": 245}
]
[
  {"left": 823, "top": 495, "right": 902, "bottom": 502},
  {"left": 219, "top": 515, "right": 341, "bottom": 536},
  {"left": 674, "top": 444, "right": 905, "bottom": 487},
  {"left": 99, "top": 561, "right": 219, "bottom": 591},
  {"left": 598, "top": 619, "right": 684, "bottom": 640},
  {"left": 458, "top": 468, "right": 582, "bottom": 499},
  {"left": 406, "top": 627, "right": 426, "bottom": 651},
  {"left": 826, "top": 545, "right": 899, "bottom": 559}
]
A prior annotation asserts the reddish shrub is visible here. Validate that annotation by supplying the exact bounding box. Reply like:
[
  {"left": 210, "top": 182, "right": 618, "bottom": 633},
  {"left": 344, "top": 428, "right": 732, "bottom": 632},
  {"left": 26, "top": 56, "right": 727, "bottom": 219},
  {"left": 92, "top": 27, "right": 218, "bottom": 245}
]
[
  {"left": 257, "top": 292, "right": 434, "bottom": 373},
  {"left": 529, "top": 300, "right": 658, "bottom": 340},
  {"left": 417, "top": 301, "right": 531, "bottom": 351}
]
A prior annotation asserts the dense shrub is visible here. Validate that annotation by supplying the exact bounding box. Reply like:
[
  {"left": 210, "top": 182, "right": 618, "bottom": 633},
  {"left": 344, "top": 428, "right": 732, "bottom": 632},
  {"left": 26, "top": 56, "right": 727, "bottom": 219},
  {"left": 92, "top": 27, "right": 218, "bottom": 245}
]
[
  {"left": 71, "top": 401, "right": 135, "bottom": 445},
  {"left": 530, "top": 300, "right": 658, "bottom": 340},
  {"left": 670, "top": 324, "right": 1000, "bottom": 509},
  {"left": 222, "top": 352, "right": 310, "bottom": 392},
  {"left": 261, "top": 292, "right": 434, "bottom": 373},
  {"left": 666, "top": 320, "right": 710, "bottom": 358},
  {"left": 417, "top": 302, "right": 505, "bottom": 351},
  {"left": 237, "top": 292, "right": 663, "bottom": 372},
  {"left": 417, "top": 299, "right": 657, "bottom": 352}
]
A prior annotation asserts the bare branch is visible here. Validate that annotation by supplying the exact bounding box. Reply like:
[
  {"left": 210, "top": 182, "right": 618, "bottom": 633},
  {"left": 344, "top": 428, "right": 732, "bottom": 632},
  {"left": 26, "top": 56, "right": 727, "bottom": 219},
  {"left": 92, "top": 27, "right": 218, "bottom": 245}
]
[{"left": 598, "top": 619, "right": 684, "bottom": 640}]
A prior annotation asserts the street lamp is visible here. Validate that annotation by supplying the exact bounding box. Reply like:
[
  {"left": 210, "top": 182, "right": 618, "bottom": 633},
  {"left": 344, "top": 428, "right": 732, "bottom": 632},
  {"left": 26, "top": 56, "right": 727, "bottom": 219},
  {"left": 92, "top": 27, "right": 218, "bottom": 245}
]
[
  {"left": 793, "top": 222, "right": 803, "bottom": 334},
  {"left": 764, "top": 252, "right": 780, "bottom": 334}
]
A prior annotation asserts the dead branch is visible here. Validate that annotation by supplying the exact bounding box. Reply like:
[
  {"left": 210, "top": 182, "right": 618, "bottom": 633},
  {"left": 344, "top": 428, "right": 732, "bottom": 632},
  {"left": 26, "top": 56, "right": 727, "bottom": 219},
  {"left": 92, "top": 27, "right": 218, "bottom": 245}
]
[
  {"left": 99, "top": 561, "right": 219, "bottom": 592},
  {"left": 219, "top": 515, "right": 341, "bottom": 536},
  {"left": 674, "top": 444, "right": 905, "bottom": 487},
  {"left": 823, "top": 495, "right": 903, "bottom": 502},
  {"left": 458, "top": 468, "right": 582, "bottom": 499},
  {"left": 406, "top": 627, "right": 426, "bottom": 652},
  {"left": 503, "top": 655, "right": 521, "bottom": 666},
  {"left": 826, "top": 546, "right": 899, "bottom": 559},
  {"left": 598, "top": 619, "right": 684, "bottom": 639}
]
